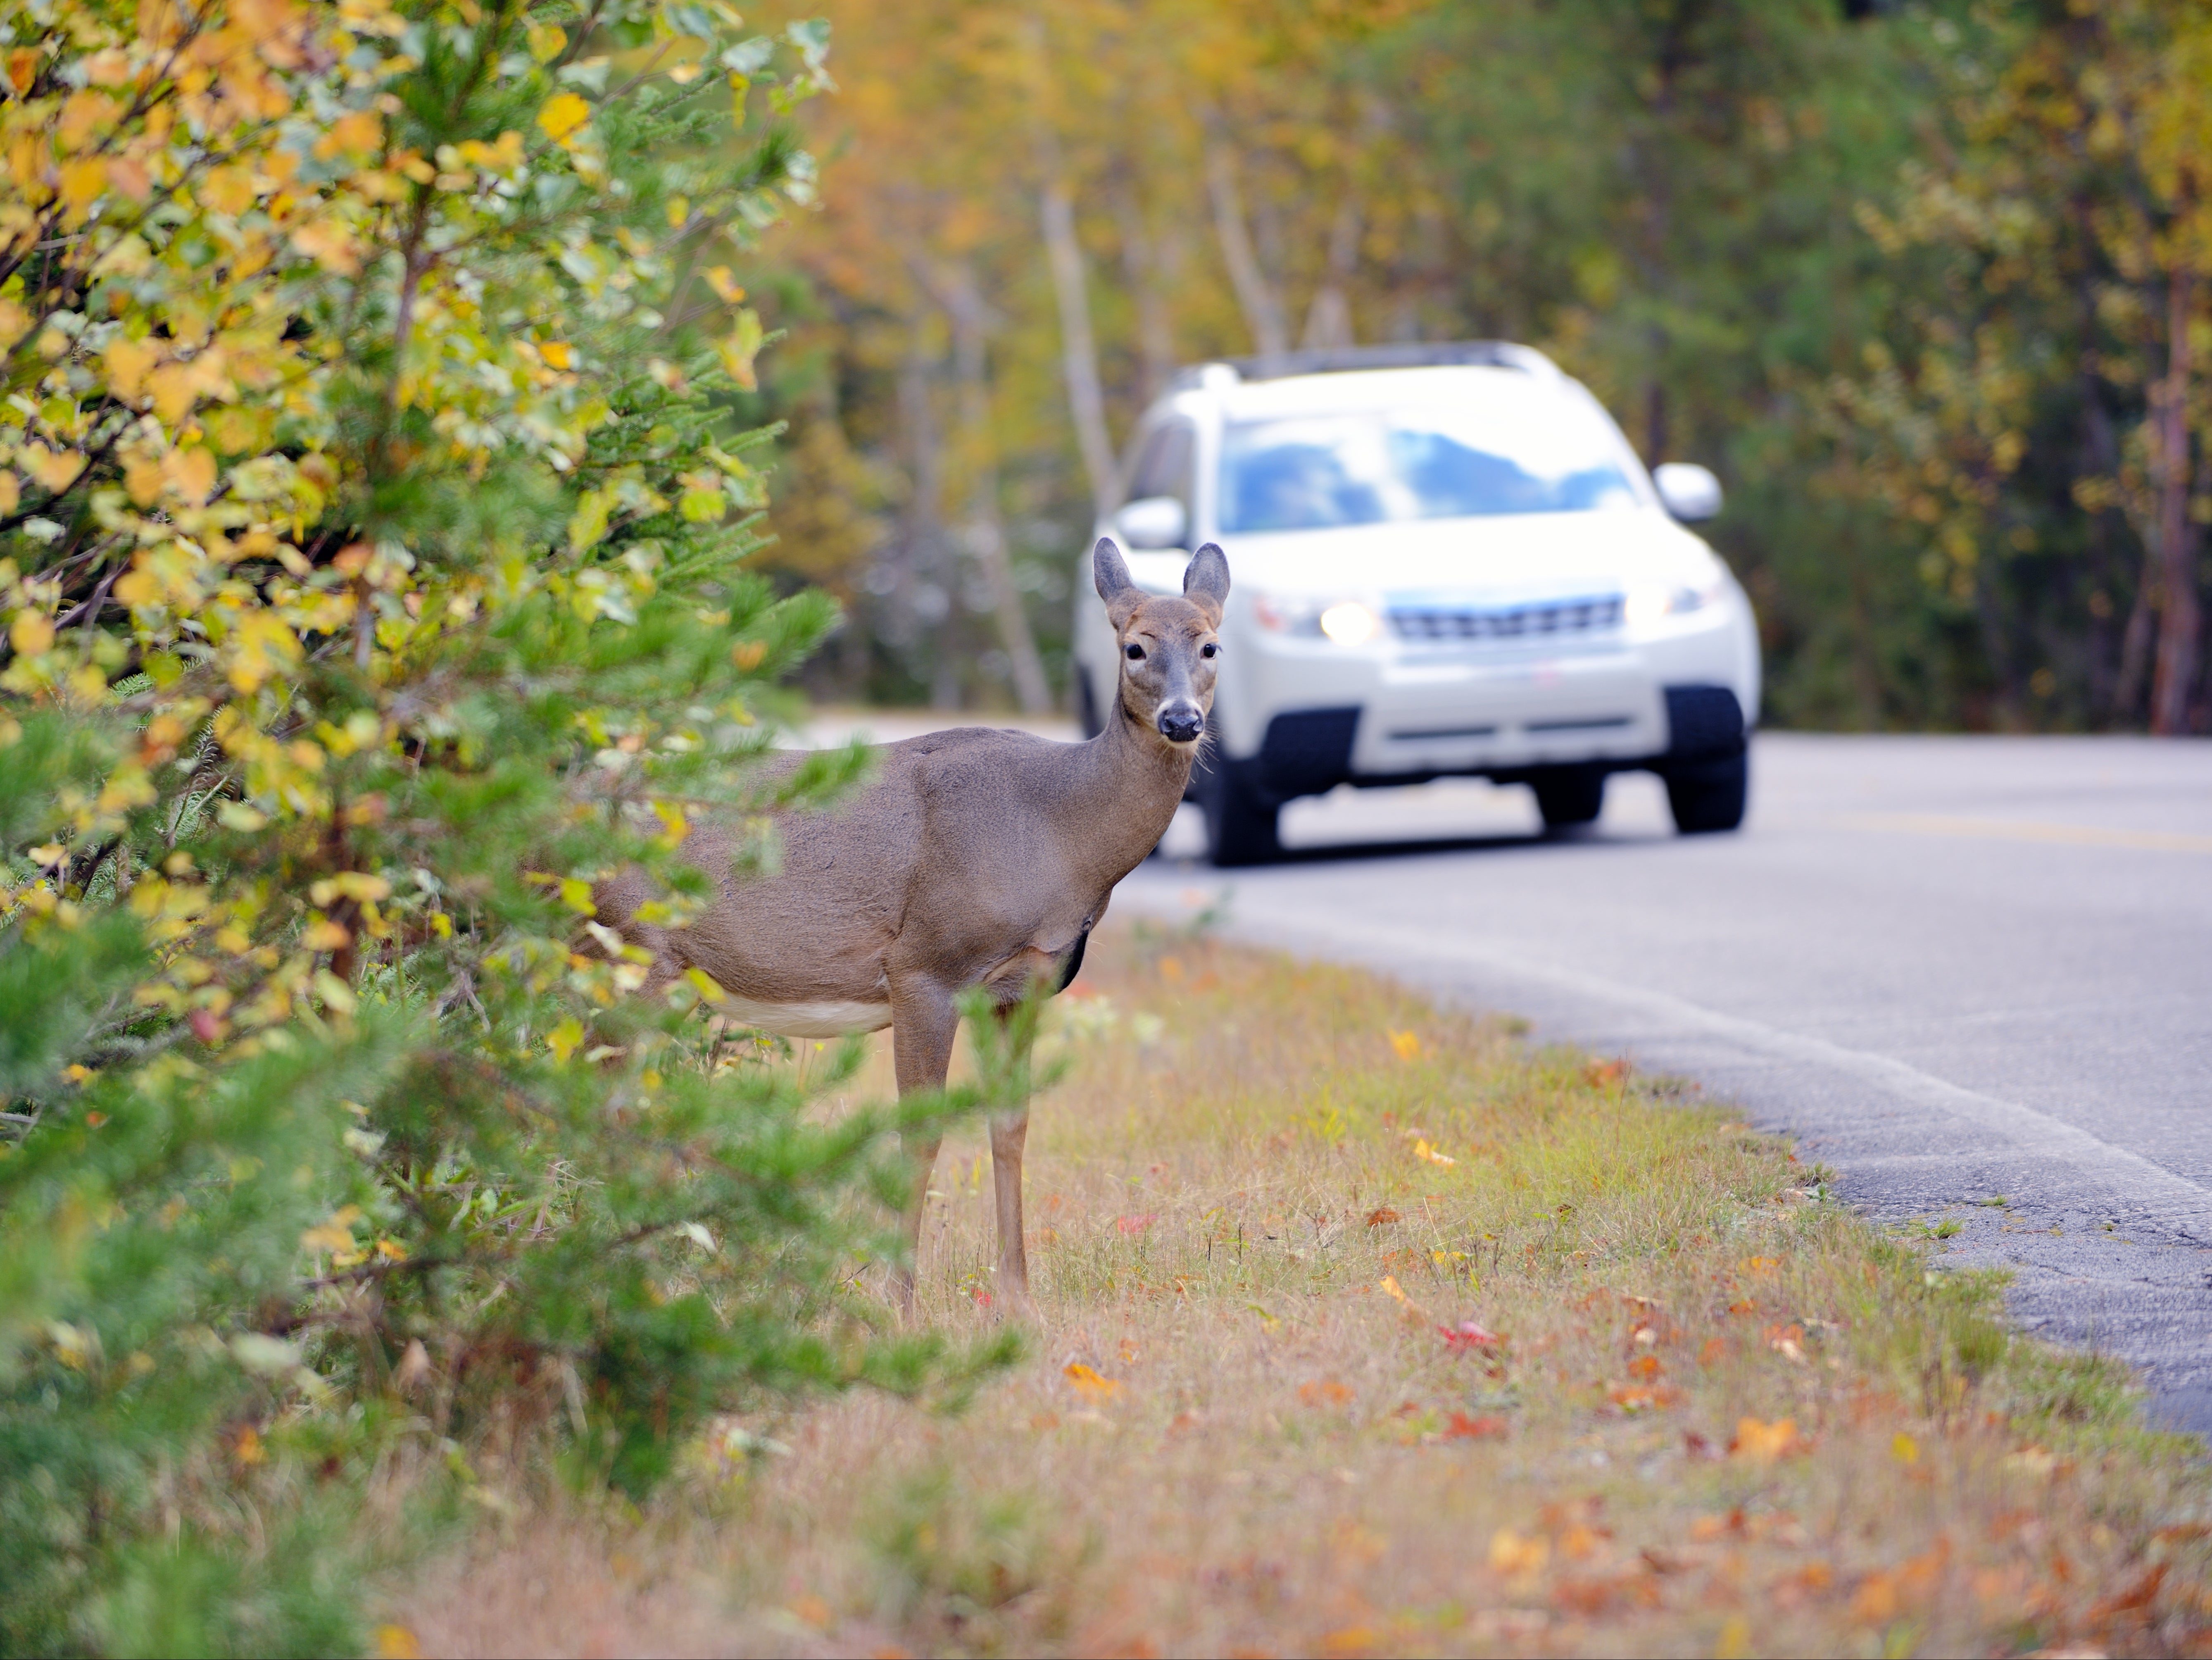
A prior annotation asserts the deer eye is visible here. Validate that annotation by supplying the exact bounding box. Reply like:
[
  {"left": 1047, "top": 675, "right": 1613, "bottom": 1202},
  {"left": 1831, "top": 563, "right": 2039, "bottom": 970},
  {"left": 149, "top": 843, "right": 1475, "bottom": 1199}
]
[
  {"left": 1125, "top": 643, "right": 1146, "bottom": 661},
  {"left": 1201, "top": 641, "right": 1218, "bottom": 658}
]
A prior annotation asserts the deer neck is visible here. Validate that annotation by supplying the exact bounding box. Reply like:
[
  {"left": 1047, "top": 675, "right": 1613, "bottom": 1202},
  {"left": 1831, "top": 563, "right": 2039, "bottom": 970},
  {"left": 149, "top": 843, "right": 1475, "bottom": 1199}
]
[{"left": 1058, "top": 693, "right": 1197, "bottom": 886}]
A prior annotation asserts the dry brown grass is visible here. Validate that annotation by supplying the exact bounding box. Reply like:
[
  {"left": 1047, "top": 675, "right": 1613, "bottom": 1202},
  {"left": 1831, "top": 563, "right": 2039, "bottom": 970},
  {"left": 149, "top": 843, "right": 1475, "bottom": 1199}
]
[{"left": 388, "top": 926, "right": 2212, "bottom": 1658}]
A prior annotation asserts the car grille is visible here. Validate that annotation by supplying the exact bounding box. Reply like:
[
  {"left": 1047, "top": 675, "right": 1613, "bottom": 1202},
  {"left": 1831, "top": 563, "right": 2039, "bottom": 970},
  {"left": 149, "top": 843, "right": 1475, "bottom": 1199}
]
[{"left": 1387, "top": 594, "right": 1623, "bottom": 643}]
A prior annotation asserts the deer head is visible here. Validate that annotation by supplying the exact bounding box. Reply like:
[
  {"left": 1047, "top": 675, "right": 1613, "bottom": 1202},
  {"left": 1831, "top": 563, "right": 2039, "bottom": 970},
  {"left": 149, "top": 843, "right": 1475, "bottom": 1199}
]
[{"left": 1094, "top": 537, "right": 1230, "bottom": 748}]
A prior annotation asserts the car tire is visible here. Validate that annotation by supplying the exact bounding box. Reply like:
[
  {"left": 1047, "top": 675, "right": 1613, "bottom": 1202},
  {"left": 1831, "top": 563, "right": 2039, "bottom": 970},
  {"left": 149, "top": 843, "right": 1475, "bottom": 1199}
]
[
  {"left": 1075, "top": 668, "right": 1104, "bottom": 740},
  {"left": 1664, "top": 750, "right": 1748, "bottom": 834},
  {"left": 1530, "top": 767, "right": 1605, "bottom": 832},
  {"left": 1201, "top": 758, "right": 1280, "bottom": 867}
]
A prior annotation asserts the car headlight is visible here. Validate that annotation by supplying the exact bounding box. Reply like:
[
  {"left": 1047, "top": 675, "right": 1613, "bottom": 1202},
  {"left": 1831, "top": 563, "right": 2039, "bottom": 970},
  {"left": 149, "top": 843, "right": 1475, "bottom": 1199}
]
[
  {"left": 1251, "top": 594, "right": 1383, "bottom": 645},
  {"left": 1625, "top": 576, "right": 1728, "bottom": 630}
]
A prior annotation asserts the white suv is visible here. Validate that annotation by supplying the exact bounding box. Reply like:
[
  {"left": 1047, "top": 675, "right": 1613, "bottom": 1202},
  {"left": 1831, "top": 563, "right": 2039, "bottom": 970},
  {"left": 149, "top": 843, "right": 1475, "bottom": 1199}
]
[{"left": 1070, "top": 343, "right": 1761, "bottom": 865}]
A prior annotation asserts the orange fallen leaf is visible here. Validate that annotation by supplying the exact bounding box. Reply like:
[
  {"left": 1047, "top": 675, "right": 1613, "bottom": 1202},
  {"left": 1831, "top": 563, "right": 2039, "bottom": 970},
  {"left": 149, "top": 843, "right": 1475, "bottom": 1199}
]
[
  {"left": 1489, "top": 1527, "right": 1549, "bottom": 1576},
  {"left": 1063, "top": 1362, "right": 1122, "bottom": 1400},
  {"left": 1365, "top": 1206, "right": 1401, "bottom": 1227},
  {"left": 1444, "top": 1411, "right": 1508, "bottom": 1440},
  {"left": 1388, "top": 1029, "right": 1421, "bottom": 1060},
  {"left": 1732, "top": 1416, "right": 1799, "bottom": 1461},
  {"left": 1298, "top": 1380, "right": 1354, "bottom": 1407}
]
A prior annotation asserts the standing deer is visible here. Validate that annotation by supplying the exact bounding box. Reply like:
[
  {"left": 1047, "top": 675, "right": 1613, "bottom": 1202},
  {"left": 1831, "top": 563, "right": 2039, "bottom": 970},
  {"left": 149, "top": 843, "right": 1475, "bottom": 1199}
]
[{"left": 599, "top": 538, "right": 1229, "bottom": 1318}]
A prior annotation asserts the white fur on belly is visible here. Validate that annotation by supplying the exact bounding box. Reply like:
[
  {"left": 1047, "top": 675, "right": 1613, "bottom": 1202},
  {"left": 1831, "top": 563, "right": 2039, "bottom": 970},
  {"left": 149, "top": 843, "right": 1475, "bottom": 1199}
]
[{"left": 717, "top": 995, "right": 894, "bottom": 1038}]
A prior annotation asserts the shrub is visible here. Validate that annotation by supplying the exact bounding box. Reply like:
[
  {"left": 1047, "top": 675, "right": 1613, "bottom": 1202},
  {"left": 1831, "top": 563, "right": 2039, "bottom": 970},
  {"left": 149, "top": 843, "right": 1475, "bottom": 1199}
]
[{"left": 0, "top": 2, "right": 1003, "bottom": 1650}]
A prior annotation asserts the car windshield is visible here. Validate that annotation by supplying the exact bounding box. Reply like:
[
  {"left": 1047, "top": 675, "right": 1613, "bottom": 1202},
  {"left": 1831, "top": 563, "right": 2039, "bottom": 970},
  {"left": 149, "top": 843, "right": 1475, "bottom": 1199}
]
[{"left": 1217, "top": 398, "right": 1642, "bottom": 534}]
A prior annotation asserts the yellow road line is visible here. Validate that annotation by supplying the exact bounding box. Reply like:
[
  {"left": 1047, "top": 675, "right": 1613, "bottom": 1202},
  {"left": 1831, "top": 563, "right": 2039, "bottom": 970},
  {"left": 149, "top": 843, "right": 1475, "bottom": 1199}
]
[{"left": 1843, "top": 812, "right": 2212, "bottom": 855}]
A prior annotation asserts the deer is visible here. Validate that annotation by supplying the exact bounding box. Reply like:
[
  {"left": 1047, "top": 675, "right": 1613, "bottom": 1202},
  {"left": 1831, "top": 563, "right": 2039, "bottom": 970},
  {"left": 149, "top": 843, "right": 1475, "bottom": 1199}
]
[{"left": 597, "top": 538, "right": 1230, "bottom": 1320}]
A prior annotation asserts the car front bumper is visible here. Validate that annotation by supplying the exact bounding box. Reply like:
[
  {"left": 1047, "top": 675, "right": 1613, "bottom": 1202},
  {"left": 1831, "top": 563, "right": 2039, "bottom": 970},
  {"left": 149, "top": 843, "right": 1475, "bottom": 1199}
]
[{"left": 1213, "top": 608, "right": 1753, "bottom": 800}]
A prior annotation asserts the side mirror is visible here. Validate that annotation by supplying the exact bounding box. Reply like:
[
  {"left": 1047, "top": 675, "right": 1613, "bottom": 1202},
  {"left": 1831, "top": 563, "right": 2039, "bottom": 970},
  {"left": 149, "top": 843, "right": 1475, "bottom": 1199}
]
[
  {"left": 1653, "top": 463, "right": 1722, "bottom": 523},
  {"left": 1114, "top": 494, "right": 1188, "bottom": 550}
]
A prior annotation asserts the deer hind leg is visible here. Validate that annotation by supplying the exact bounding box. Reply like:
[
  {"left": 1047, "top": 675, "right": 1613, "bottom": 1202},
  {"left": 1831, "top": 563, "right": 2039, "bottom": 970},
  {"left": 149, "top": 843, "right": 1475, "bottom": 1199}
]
[
  {"left": 888, "top": 977, "right": 959, "bottom": 1317},
  {"left": 988, "top": 1005, "right": 1039, "bottom": 1322}
]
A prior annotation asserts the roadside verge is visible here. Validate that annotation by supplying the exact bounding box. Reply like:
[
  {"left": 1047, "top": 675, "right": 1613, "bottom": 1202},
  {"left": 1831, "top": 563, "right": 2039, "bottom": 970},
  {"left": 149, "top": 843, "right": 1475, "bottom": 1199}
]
[{"left": 392, "top": 928, "right": 2212, "bottom": 1658}]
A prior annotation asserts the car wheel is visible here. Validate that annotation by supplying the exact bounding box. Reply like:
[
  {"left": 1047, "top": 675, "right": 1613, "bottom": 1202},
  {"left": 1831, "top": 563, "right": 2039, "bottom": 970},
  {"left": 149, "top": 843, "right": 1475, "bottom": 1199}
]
[
  {"left": 1530, "top": 767, "right": 1605, "bottom": 832},
  {"left": 1201, "top": 759, "right": 1280, "bottom": 867},
  {"left": 1664, "top": 750, "right": 1748, "bottom": 834},
  {"left": 1075, "top": 668, "right": 1104, "bottom": 740}
]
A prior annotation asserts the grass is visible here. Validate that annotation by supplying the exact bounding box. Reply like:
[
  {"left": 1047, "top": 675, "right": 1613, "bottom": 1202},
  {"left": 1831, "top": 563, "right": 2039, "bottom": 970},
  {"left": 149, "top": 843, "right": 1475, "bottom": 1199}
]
[{"left": 386, "top": 926, "right": 2212, "bottom": 1658}]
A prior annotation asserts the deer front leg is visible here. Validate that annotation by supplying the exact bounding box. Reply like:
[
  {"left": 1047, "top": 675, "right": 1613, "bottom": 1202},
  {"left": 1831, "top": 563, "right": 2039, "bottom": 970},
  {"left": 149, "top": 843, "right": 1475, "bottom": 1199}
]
[
  {"left": 988, "top": 1006, "right": 1039, "bottom": 1323},
  {"left": 889, "top": 977, "right": 959, "bottom": 1317}
]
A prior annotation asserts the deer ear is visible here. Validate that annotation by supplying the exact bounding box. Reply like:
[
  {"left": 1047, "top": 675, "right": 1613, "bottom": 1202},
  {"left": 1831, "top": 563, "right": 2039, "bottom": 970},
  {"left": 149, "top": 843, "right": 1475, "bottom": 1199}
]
[
  {"left": 1182, "top": 543, "right": 1230, "bottom": 622},
  {"left": 1094, "top": 537, "right": 1143, "bottom": 627}
]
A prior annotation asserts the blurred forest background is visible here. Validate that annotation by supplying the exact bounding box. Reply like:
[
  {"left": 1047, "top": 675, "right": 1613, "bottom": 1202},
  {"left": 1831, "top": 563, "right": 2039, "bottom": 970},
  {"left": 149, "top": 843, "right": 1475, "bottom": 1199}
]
[{"left": 732, "top": 0, "right": 2210, "bottom": 734}]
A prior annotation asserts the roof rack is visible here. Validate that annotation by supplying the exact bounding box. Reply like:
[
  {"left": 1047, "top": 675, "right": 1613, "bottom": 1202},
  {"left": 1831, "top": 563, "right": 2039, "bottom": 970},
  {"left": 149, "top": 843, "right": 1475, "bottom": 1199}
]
[{"left": 1168, "top": 340, "right": 1559, "bottom": 390}]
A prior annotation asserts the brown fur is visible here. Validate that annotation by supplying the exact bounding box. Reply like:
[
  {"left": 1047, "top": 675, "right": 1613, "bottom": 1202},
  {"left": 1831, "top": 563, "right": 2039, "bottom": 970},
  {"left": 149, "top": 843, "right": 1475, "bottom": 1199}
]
[{"left": 599, "top": 539, "right": 1230, "bottom": 1316}]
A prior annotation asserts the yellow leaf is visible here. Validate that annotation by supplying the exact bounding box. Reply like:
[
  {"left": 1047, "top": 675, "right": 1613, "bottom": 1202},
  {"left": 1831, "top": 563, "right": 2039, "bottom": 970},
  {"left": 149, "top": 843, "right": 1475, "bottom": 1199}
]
[
  {"left": 546, "top": 1017, "right": 585, "bottom": 1063},
  {"left": 199, "top": 165, "right": 256, "bottom": 217},
  {"left": 704, "top": 265, "right": 745, "bottom": 303},
  {"left": 1892, "top": 1430, "right": 1919, "bottom": 1465},
  {"left": 717, "top": 307, "right": 764, "bottom": 391},
  {"left": 375, "top": 1237, "right": 407, "bottom": 1261},
  {"left": 537, "top": 91, "right": 592, "bottom": 143},
  {"left": 300, "top": 1219, "right": 357, "bottom": 1253},
  {"left": 10, "top": 612, "right": 55, "bottom": 656},
  {"left": 106, "top": 336, "right": 157, "bottom": 399},
  {"left": 291, "top": 219, "right": 361, "bottom": 276},
  {"left": 375, "top": 1626, "right": 423, "bottom": 1660},
  {"left": 526, "top": 23, "right": 566, "bottom": 62},
  {"left": 170, "top": 447, "right": 217, "bottom": 507},
  {"left": 556, "top": 875, "right": 596, "bottom": 915},
  {"left": 59, "top": 158, "right": 107, "bottom": 217},
  {"left": 302, "top": 919, "right": 351, "bottom": 951},
  {"left": 539, "top": 341, "right": 572, "bottom": 369},
  {"left": 1388, "top": 1029, "right": 1420, "bottom": 1060},
  {"left": 0, "top": 474, "right": 14, "bottom": 513},
  {"left": 147, "top": 362, "right": 198, "bottom": 424},
  {"left": 23, "top": 445, "right": 87, "bottom": 493}
]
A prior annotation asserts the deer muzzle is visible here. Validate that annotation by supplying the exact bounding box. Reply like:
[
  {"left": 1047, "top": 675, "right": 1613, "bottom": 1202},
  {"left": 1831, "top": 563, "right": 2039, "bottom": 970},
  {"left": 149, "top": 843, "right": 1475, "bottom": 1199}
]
[{"left": 1156, "top": 698, "right": 1205, "bottom": 744}]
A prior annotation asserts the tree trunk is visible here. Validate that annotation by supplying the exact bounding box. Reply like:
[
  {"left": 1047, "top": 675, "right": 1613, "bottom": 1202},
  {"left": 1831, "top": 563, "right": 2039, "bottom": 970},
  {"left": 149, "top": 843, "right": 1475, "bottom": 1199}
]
[
  {"left": 1039, "top": 177, "right": 1119, "bottom": 524},
  {"left": 1204, "top": 138, "right": 1289, "bottom": 364},
  {"left": 1113, "top": 183, "right": 1178, "bottom": 403},
  {"left": 891, "top": 320, "right": 957, "bottom": 708},
  {"left": 2150, "top": 263, "right": 2199, "bottom": 735},
  {"left": 938, "top": 265, "right": 1053, "bottom": 715},
  {"left": 1300, "top": 191, "right": 1363, "bottom": 350}
]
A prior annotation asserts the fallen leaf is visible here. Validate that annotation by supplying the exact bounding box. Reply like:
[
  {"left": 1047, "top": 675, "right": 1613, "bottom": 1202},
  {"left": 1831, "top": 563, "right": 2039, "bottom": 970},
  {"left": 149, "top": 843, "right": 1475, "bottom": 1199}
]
[
  {"left": 1489, "top": 1527, "right": 1549, "bottom": 1577},
  {"left": 1365, "top": 1207, "right": 1400, "bottom": 1227},
  {"left": 1444, "top": 1411, "right": 1508, "bottom": 1440},
  {"left": 1732, "top": 1416, "right": 1799, "bottom": 1462},
  {"left": 1439, "top": 1319, "right": 1501, "bottom": 1351},
  {"left": 1064, "top": 1362, "right": 1123, "bottom": 1401},
  {"left": 373, "top": 1628, "right": 423, "bottom": 1660},
  {"left": 1388, "top": 1029, "right": 1421, "bottom": 1060},
  {"left": 1892, "top": 1430, "right": 1919, "bottom": 1465},
  {"left": 1298, "top": 1380, "right": 1354, "bottom": 1407},
  {"left": 1116, "top": 1214, "right": 1157, "bottom": 1235}
]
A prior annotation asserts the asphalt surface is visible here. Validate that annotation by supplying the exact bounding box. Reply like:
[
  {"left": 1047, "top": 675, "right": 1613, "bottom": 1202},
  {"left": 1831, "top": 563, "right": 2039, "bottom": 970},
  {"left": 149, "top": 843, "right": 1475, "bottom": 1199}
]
[{"left": 1111, "top": 734, "right": 2212, "bottom": 1432}]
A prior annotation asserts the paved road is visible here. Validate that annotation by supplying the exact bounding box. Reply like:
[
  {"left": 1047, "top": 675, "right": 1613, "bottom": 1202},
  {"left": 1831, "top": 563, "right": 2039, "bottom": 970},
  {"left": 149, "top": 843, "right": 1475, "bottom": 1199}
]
[{"left": 1112, "top": 734, "right": 2212, "bottom": 1431}]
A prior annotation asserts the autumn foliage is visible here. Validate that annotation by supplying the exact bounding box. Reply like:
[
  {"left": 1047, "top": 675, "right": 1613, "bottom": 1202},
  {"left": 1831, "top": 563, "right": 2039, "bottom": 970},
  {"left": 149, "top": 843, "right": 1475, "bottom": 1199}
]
[{"left": 0, "top": 1, "right": 1004, "bottom": 1650}]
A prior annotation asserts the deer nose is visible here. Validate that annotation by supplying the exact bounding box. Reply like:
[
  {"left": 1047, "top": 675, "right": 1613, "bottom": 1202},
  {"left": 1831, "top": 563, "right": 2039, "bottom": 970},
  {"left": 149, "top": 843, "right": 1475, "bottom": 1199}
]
[{"left": 1157, "top": 701, "right": 1204, "bottom": 743}]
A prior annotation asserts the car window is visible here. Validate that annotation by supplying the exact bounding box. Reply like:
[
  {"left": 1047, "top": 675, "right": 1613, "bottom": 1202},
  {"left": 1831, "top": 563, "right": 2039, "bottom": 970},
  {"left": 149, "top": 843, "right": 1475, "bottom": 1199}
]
[
  {"left": 1126, "top": 422, "right": 1194, "bottom": 508},
  {"left": 1217, "top": 398, "right": 1639, "bottom": 533}
]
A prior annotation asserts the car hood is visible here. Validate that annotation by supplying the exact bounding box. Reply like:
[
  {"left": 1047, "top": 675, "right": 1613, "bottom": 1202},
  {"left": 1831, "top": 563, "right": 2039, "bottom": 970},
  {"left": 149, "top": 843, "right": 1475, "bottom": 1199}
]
[{"left": 1119, "top": 509, "right": 1724, "bottom": 605}]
